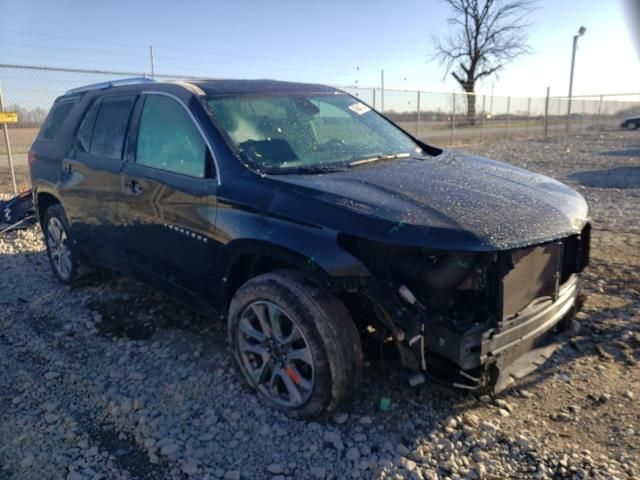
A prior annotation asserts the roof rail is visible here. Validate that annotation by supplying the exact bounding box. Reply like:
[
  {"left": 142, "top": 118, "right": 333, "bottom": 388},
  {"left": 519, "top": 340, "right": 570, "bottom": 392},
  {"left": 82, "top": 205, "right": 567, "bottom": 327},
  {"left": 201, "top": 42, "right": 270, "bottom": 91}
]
[{"left": 64, "top": 77, "right": 155, "bottom": 96}]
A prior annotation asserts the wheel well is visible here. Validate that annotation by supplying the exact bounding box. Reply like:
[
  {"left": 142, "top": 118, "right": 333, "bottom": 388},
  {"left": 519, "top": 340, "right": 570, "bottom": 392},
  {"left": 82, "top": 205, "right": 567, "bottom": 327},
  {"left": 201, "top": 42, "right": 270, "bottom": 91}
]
[
  {"left": 36, "top": 192, "right": 60, "bottom": 226},
  {"left": 226, "top": 254, "right": 295, "bottom": 301}
]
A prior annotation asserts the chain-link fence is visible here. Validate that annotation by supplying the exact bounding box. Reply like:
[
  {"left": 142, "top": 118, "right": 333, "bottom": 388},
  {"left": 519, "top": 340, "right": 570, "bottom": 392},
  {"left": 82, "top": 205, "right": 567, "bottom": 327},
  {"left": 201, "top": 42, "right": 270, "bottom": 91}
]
[{"left": 2, "top": 63, "right": 640, "bottom": 157}]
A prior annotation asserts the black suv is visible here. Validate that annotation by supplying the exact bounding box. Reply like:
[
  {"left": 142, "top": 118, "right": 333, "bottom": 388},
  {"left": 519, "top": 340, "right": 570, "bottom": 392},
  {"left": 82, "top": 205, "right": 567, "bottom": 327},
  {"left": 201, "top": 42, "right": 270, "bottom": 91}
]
[{"left": 30, "top": 78, "right": 590, "bottom": 418}]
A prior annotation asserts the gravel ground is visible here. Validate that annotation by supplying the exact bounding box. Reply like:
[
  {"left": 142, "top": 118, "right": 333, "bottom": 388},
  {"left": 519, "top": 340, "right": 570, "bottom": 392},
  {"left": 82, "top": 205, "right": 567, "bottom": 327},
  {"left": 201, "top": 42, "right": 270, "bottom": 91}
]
[{"left": 1, "top": 131, "right": 638, "bottom": 479}]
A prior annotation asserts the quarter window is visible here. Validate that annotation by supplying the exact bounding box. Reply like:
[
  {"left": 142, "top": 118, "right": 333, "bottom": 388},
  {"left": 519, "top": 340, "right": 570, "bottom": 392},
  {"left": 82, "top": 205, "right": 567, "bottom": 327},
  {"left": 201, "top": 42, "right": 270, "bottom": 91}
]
[
  {"left": 136, "top": 95, "right": 207, "bottom": 177},
  {"left": 41, "top": 100, "right": 75, "bottom": 140},
  {"left": 90, "top": 96, "right": 135, "bottom": 159}
]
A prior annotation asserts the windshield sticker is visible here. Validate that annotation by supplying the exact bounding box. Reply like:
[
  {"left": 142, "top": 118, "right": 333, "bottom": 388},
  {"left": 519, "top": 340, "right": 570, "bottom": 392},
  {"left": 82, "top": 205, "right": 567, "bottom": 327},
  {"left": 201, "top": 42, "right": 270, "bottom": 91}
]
[{"left": 348, "top": 102, "right": 371, "bottom": 115}]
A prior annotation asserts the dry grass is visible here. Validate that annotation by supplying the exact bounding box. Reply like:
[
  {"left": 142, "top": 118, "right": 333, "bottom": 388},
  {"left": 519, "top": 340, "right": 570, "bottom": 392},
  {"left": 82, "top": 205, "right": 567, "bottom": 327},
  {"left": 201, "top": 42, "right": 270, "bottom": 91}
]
[{"left": 0, "top": 127, "right": 40, "bottom": 154}]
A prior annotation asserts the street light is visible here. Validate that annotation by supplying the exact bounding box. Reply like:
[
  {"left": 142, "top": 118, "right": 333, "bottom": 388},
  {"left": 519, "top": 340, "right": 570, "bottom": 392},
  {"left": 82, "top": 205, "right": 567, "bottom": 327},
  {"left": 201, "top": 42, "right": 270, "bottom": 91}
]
[{"left": 566, "top": 26, "right": 587, "bottom": 134}]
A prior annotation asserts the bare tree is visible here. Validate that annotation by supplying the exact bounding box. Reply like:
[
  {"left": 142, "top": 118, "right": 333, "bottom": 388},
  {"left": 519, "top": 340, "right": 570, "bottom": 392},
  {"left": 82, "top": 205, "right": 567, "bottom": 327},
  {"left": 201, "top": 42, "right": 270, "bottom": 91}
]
[{"left": 434, "top": 0, "right": 536, "bottom": 125}]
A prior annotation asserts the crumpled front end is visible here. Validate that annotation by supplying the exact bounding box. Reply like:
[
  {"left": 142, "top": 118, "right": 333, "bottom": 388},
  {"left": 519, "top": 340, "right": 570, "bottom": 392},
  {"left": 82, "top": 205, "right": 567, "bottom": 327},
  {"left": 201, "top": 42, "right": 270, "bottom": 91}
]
[{"left": 338, "top": 223, "right": 591, "bottom": 393}]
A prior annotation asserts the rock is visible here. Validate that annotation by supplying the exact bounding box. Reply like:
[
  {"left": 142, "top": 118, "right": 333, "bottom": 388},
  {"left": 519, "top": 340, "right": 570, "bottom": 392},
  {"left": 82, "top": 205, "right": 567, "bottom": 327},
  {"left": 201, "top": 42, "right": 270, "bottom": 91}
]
[
  {"left": 267, "top": 464, "right": 284, "bottom": 474},
  {"left": 334, "top": 412, "right": 348, "bottom": 424},
  {"left": 568, "top": 405, "right": 581, "bottom": 413},
  {"left": 400, "top": 457, "right": 417, "bottom": 471},
  {"left": 463, "top": 413, "right": 480, "bottom": 427},
  {"left": 224, "top": 471, "right": 241, "bottom": 480},
  {"left": 353, "top": 433, "right": 367, "bottom": 443},
  {"left": 20, "top": 453, "right": 35, "bottom": 468},
  {"left": 479, "top": 421, "right": 497, "bottom": 432},
  {"left": 519, "top": 389, "right": 533, "bottom": 398},
  {"left": 44, "top": 371, "right": 59, "bottom": 380},
  {"left": 600, "top": 393, "right": 612, "bottom": 403},
  {"left": 498, "top": 408, "right": 510, "bottom": 417},
  {"left": 554, "top": 412, "right": 573, "bottom": 422},
  {"left": 359, "top": 415, "right": 373, "bottom": 425},
  {"left": 516, "top": 436, "right": 532, "bottom": 450},
  {"left": 346, "top": 447, "right": 360, "bottom": 461},
  {"left": 623, "top": 390, "right": 635, "bottom": 400},
  {"left": 479, "top": 395, "right": 492, "bottom": 403},
  {"left": 310, "top": 466, "right": 326, "bottom": 478},
  {"left": 494, "top": 399, "right": 513, "bottom": 412},
  {"left": 182, "top": 461, "right": 198, "bottom": 475},
  {"left": 323, "top": 431, "right": 343, "bottom": 450},
  {"left": 160, "top": 443, "right": 180, "bottom": 456},
  {"left": 396, "top": 443, "right": 411, "bottom": 456}
]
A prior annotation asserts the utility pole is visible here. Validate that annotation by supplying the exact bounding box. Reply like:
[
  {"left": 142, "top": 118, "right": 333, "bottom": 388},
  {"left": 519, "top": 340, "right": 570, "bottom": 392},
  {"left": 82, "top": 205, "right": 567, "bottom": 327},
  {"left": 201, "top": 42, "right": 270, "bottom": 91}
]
[
  {"left": 566, "top": 26, "right": 586, "bottom": 134},
  {"left": 0, "top": 84, "right": 18, "bottom": 195},
  {"left": 149, "top": 46, "right": 155, "bottom": 78},
  {"left": 544, "top": 86, "right": 550, "bottom": 138}
]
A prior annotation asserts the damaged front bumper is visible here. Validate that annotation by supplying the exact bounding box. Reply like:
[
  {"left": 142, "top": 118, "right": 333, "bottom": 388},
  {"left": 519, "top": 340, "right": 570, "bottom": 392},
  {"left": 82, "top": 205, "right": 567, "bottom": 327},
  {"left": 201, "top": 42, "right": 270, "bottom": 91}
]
[
  {"left": 339, "top": 225, "right": 590, "bottom": 394},
  {"left": 424, "top": 274, "right": 579, "bottom": 392}
]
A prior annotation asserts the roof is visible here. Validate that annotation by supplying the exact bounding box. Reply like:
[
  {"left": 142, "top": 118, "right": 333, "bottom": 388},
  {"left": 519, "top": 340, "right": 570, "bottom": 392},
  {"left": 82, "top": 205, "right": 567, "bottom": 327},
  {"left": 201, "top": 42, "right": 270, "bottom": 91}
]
[
  {"left": 62, "top": 77, "right": 342, "bottom": 99},
  {"left": 188, "top": 79, "right": 340, "bottom": 96}
]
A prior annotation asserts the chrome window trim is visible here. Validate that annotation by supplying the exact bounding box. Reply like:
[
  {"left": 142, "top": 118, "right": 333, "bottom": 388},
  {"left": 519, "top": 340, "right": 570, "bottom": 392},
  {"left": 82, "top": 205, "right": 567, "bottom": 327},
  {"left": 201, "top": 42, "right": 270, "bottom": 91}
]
[{"left": 140, "top": 90, "right": 222, "bottom": 185}]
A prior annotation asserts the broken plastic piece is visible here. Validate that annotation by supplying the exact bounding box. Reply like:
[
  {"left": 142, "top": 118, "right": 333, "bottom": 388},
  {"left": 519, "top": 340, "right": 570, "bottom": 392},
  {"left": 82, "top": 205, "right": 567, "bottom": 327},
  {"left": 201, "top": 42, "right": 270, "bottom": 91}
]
[{"left": 408, "top": 373, "right": 426, "bottom": 387}]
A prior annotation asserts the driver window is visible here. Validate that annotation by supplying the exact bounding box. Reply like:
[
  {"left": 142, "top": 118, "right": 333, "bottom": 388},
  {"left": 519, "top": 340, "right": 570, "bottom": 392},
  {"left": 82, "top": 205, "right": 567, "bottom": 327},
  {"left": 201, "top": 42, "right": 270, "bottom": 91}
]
[{"left": 136, "top": 95, "right": 208, "bottom": 177}]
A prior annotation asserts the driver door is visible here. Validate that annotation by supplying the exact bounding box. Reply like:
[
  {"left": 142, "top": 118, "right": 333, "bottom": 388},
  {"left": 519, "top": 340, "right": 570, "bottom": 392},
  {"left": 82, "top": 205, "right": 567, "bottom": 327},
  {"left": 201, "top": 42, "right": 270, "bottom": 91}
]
[{"left": 120, "top": 92, "right": 220, "bottom": 297}]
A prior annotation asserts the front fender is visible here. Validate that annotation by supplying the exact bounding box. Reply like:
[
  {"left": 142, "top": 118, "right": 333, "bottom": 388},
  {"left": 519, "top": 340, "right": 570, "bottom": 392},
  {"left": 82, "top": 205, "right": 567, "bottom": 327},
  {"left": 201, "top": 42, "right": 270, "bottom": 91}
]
[{"left": 219, "top": 217, "right": 371, "bottom": 280}]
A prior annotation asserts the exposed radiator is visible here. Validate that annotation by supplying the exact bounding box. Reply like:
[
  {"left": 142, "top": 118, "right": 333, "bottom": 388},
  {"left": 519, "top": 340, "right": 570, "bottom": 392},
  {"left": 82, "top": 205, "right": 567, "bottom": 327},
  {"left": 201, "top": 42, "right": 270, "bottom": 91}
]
[{"left": 498, "top": 241, "right": 563, "bottom": 319}]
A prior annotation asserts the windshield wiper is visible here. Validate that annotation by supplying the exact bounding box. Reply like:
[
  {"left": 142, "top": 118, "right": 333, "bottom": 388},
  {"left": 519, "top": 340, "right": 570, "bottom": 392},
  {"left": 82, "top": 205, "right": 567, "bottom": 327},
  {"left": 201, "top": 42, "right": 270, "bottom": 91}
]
[
  {"left": 271, "top": 164, "right": 350, "bottom": 175},
  {"left": 349, "top": 152, "right": 411, "bottom": 167}
]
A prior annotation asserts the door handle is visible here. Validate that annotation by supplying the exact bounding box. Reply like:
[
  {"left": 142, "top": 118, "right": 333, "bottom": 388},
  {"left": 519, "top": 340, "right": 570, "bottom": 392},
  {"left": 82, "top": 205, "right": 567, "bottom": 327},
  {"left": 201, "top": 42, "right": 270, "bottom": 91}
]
[{"left": 125, "top": 179, "right": 143, "bottom": 195}]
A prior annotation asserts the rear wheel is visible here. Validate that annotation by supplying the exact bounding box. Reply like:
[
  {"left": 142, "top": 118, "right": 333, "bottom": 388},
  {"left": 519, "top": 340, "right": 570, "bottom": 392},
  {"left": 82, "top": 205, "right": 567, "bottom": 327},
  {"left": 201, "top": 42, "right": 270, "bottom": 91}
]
[
  {"left": 627, "top": 122, "right": 638, "bottom": 130},
  {"left": 228, "top": 270, "right": 363, "bottom": 419},
  {"left": 43, "top": 204, "right": 85, "bottom": 285}
]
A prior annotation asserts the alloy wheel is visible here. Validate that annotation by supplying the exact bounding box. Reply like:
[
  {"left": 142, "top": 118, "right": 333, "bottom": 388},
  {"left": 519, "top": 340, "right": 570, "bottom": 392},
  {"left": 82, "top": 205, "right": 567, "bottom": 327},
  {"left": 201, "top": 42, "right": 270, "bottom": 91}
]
[
  {"left": 237, "top": 301, "right": 315, "bottom": 407},
  {"left": 46, "top": 216, "right": 72, "bottom": 280}
]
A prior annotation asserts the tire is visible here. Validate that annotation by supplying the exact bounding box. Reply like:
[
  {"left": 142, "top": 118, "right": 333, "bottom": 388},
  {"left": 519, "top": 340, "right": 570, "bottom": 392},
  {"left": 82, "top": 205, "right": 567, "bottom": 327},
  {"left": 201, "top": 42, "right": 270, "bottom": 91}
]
[
  {"left": 228, "top": 269, "right": 363, "bottom": 419},
  {"left": 42, "top": 204, "right": 86, "bottom": 285},
  {"left": 627, "top": 122, "right": 638, "bottom": 130}
]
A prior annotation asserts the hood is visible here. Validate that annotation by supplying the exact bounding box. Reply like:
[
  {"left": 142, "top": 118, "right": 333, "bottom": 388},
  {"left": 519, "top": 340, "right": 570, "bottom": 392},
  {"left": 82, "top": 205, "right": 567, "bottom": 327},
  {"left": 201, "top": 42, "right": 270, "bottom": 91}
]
[{"left": 265, "top": 151, "right": 589, "bottom": 251}]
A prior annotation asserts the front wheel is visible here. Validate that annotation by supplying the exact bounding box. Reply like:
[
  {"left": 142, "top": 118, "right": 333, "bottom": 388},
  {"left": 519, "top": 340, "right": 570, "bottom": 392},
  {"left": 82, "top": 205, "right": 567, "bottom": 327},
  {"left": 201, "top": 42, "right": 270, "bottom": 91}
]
[{"left": 228, "top": 270, "right": 363, "bottom": 419}]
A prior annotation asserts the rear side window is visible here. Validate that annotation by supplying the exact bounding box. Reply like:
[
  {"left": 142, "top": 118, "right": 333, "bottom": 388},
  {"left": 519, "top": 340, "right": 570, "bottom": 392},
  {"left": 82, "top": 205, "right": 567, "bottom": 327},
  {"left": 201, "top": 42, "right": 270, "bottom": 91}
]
[
  {"left": 135, "top": 95, "right": 206, "bottom": 177},
  {"left": 41, "top": 100, "right": 75, "bottom": 140},
  {"left": 89, "top": 96, "right": 135, "bottom": 159}
]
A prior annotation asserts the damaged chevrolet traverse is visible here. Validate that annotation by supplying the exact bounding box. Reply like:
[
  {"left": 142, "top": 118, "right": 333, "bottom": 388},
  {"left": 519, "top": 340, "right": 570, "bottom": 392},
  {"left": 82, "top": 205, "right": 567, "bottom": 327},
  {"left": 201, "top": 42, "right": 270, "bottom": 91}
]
[{"left": 29, "top": 78, "right": 590, "bottom": 418}]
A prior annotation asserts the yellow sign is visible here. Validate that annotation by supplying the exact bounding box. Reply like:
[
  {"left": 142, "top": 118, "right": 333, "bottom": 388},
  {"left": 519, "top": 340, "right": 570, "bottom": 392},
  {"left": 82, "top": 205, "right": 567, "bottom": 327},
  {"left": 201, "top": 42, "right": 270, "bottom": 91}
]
[{"left": 0, "top": 112, "right": 18, "bottom": 123}]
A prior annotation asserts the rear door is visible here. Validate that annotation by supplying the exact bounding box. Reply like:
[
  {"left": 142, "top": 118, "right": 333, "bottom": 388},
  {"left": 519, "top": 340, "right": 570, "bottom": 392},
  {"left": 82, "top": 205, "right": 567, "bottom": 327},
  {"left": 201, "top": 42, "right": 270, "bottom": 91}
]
[
  {"left": 60, "top": 94, "right": 137, "bottom": 266},
  {"left": 120, "top": 92, "right": 220, "bottom": 297}
]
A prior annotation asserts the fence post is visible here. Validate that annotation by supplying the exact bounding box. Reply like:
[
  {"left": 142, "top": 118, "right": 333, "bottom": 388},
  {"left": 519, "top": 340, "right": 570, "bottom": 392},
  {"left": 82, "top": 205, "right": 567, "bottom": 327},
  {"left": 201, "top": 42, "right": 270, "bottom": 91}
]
[
  {"left": 416, "top": 91, "right": 421, "bottom": 138},
  {"left": 544, "top": 87, "right": 550, "bottom": 138},
  {"left": 505, "top": 96, "right": 511, "bottom": 136},
  {"left": 450, "top": 94, "right": 456, "bottom": 146},
  {"left": 480, "top": 95, "right": 486, "bottom": 143},
  {"left": 596, "top": 94, "right": 603, "bottom": 130},
  {"left": 526, "top": 97, "right": 531, "bottom": 136},
  {"left": 0, "top": 84, "right": 18, "bottom": 195},
  {"left": 380, "top": 69, "right": 385, "bottom": 112},
  {"left": 149, "top": 46, "right": 155, "bottom": 79}
]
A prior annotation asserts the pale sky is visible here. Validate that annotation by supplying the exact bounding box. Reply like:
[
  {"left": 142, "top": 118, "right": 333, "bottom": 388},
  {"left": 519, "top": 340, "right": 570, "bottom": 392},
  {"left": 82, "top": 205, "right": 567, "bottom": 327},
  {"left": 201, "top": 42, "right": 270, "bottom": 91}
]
[{"left": 0, "top": 0, "right": 639, "bottom": 98}]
